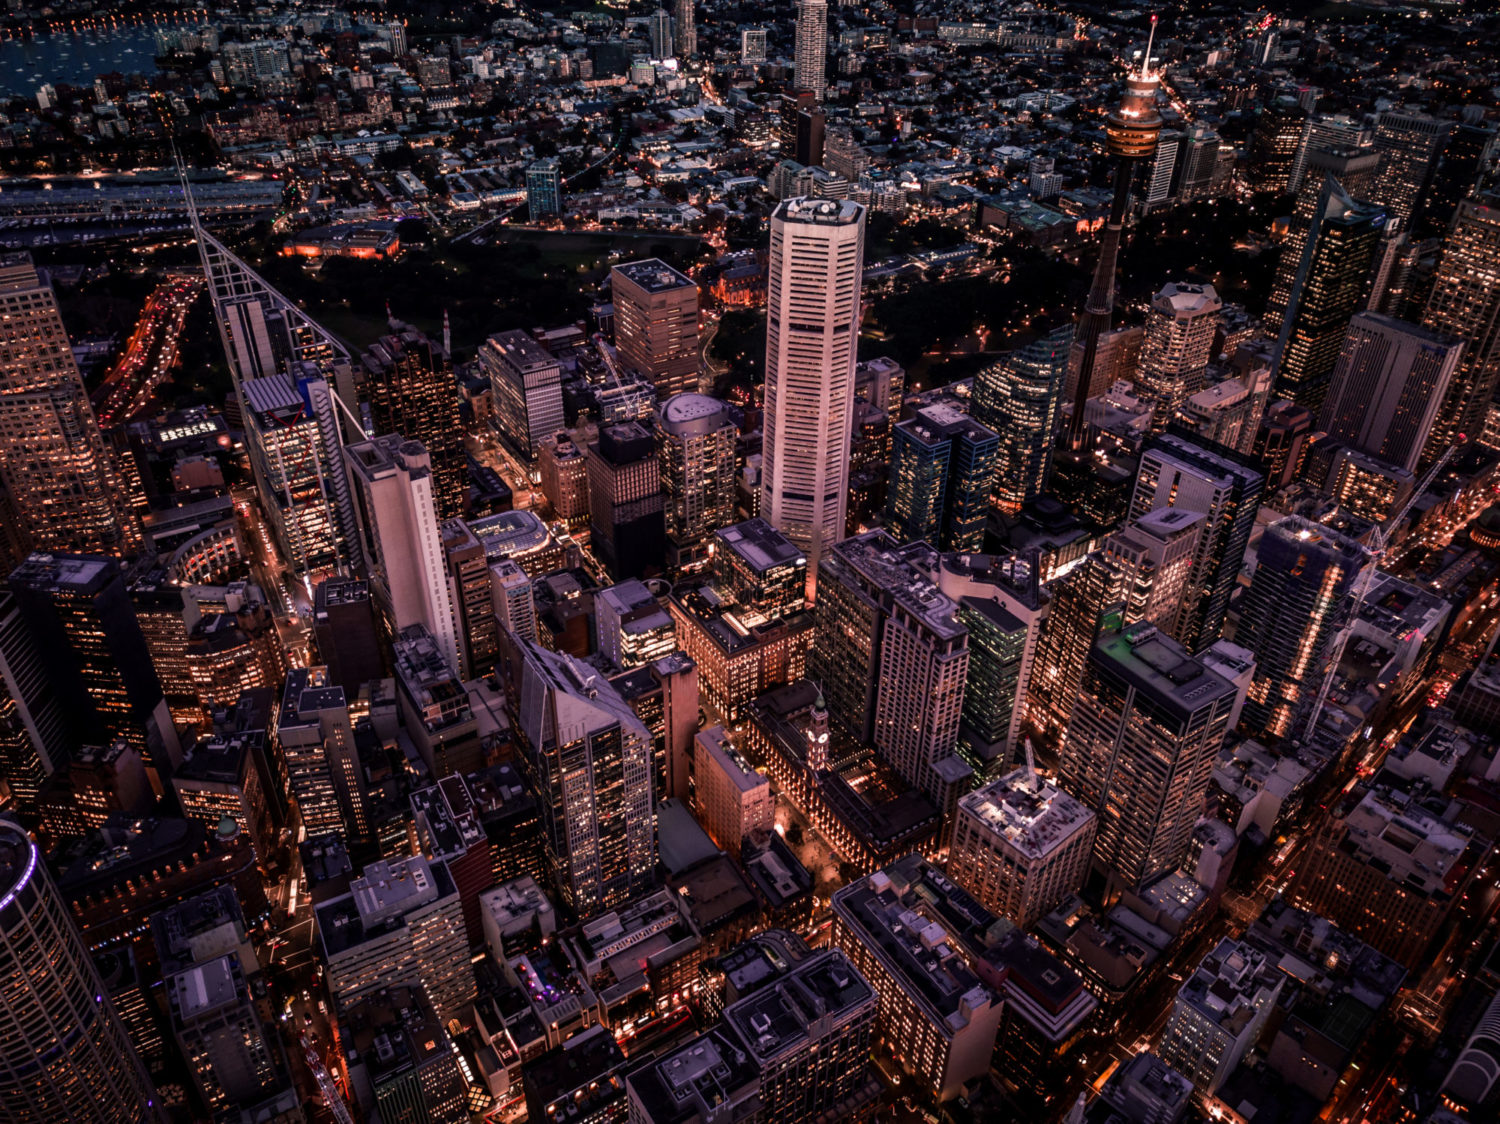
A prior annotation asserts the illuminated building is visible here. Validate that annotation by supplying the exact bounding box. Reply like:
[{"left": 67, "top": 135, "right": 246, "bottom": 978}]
[
  {"left": 830, "top": 856, "right": 1003, "bottom": 1102},
  {"left": 1026, "top": 552, "right": 1124, "bottom": 740},
  {"left": 172, "top": 710, "right": 277, "bottom": 863},
  {"left": 1157, "top": 938, "right": 1283, "bottom": 1095},
  {"left": 693, "top": 725, "right": 773, "bottom": 860},
  {"left": 362, "top": 328, "right": 465, "bottom": 520},
  {"left": 612, "top": 260, "right": 701, "bottom": 399},
  {"left": 949, "top": 767, "right": 1096, "bottom": 928},
  {"left": 1235, "top": 516, "right": 1370, "bottom": 739},
  {"left": 625, "top": 1025, "right": 759, "bottom": 1124},
  {"left": 36, "top": 740, "right": 151, "bottom": 841},
  {"left": 524, "top": 1027, "right": 627, "bottom": 1124},
  {"left": 1061, "top": 622, "right": 1236, "bottom": 895},
  {"left": 587, "top": 420, "right": 666, "bottom": 580},
  {"left": 1129, "top": 432, "right": 1265, "bottom": 652},
  {"left": 337, "top": 985, "right": 469, "bottom": 1124},
  {"left": 985, "top": 931, "right": 1097, "bottom": 1114},
  {"left": 812, "top": 530, "right": 971, "bottom": 816},
  {"left": 346, "top": 434, "right": 461, "bottom": 676},
  {"left": 655, "top": 393, "right": 736, "bottom": 575},
  {"left": 759, "top": 198, "right": 865, "bottom": 595},
  {"left": 504, "top": 638, "right": 656, "bottom": 918},
  {"left": 972, "top": 325, "right": 1071, "bottom": 513},
  {"left": 1103, "top": 507, "right": 1204, "bottom": 638},
  {"left": 312, "top": 577, "right": 384, "bottom": 694},
  {"left": 1134, "top": 283, "right": 1222, "bottom": 431},
  {"left": 480, "top": 330, "right": 564, "bottom": 460},
  {"left": 538, "top": 433, "right": 590, "bottom": 529},
  {"left": 1271, "top": 178, "right": 1386, "bottom": 414},
  {"left": 597, "top": 580, "right": 676, "bottom": 671},
  {"left": 242, "top": 364, "right": 362, "bottom": 575},
  {"left": 1068, "top": 22, "right": 1163, "bottom": 448},
  {"left": 490, "top": 557, "right": 537, "bottom": 644},
  {"left": 1247, "top": 96, "right": 1307, "bottom": 192},
  {"left": 721, "top": 949, "right": 879, "bottom": 1122},
  {"left": 470, "top": 509, "right": 572, "bottom": 577},
  {"left": 410, "top": 775, "right": 493, "bottom": 948},
  {"left": 1420, "top": 196, "right": 1500, "bottom": 458},
  {"left": 8, "top": 552, "right": 180, "bottom": 790},
  {"left": 165, "top": 950, "right": 286, "bottom": 1114},
  {"left": 0, "top": 253, "right": 136, "bottom": 565},
  {"left": 648, "top": 8, "right": 672, "bottom": 59},
  {"left": 275, "top": 666, "right": 367, "bottom": 841},
  {"left": 673, "top": 0, "right": 696, "bottom": 58},
  {"left": 393, "top": 624, "right": 480, "bottom": 779},
  {"left": 442, "top": 519, "right": 498, "bottom": 680},
  {"left": 885, "top": 403, "right": 999, "bottom": 552},
  {"left": 0, "top": 819, "right": 162, "bottom": 1123},
  {"left": 793, "top": 0, "right": 828, "bottom": 100},
  {"left": 526, "top": 160, "right": 561, "bottom": 221},
  {"left": 315, "top": 853, "right": 475, "bottom": 1023},
  {"left": 1371, "top": 109, "right": 1451, "bottom": 230},
  {"left": 710, "top": 518, "right": 806, "bottom": 622}
]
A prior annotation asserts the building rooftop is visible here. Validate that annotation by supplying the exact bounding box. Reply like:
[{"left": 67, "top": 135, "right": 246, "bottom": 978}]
[
  {"left": 625, "top": 1027, "right": 758, "bottom": 1124},
  {"left": 825, "top": 530, "right": 965, "bottom": 640},
  {"left": 714, "top": 518, "right": 807, "bottom": 576},
  {"left": 658, "top": 392, "right": 730, "bottom": 437},
  {"left": 958, "top": 767, "right": 1096, "bottom": 859},
  {"left": 0, "top": 820, "right": 38, "bottom": 911},
  {"left": 471, "top": 509, "right": 555, "bottom": 560},
  {"left": 9, "top": 552, "right": 114, "bottom": 594},
  {"left": 722, "top": 948, "right": 873, "bottom": 1063},
  {"left": 1176, "top": 937, "right": 1280, "bottom": 1034},
  {"left": 485, "top": 329, "right": 556, "bottom": 372},
  {"left": 1093, "top": 622, "right": 1237, "bottom": 722},
  {"left": 613, "top": 257, "right": 695, "bottom": 294},
  {"left": 775, "top": 196, "right": 864, "bottom": 226},
  {"left": 167, "top": 954, "right": 243, "bottom": 1020}
]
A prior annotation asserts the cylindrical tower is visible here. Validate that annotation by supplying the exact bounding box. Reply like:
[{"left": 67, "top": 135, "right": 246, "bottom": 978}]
[{"left": 0, "top": 819, "right": 161, "bottom": 1123}]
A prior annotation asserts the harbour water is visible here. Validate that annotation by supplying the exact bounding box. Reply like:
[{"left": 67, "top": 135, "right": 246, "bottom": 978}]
[{"left": 0, "top": 27, "right": 163, "bottom": 99}]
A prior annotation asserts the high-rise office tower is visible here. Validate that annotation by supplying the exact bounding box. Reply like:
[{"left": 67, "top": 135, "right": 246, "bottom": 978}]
[
  {"left": 8, "top": 553, "right": 180, "bottom": 789},
  {"left": 777, "top": 89, "right": 820, "bottom": 162},
  {"left": 1061, "top": 621, "right": 1237, "bottom": 894},
  {"left": 0, "top": 254, "right": 135, "bottom": 563},
  {"left": 362, "top": 328, "right": 465, "bottom": 520},
  {"left": 972, "top": 325, "right": 1071, "bottom": 513},
  {"left": 1129, "top": 433, "right": 1265, "bottom": 652},
  {"left": 741, "top": 27, "right": 768, "bottom": 65},
  {"left": 242, "top": 362, "right": 363, "bottom": 576},
  {"left": 525, "top": 159, "right": 561, "bottom": 221},
  {"left": 1272, "top": 177, "right": 1387, "bottom": 415},
  {"left": 611, "top": 259, "right": 701, "bottom": 398},
  {"left": 1135, "top": 283, "right": 1222, "bottom": 431},
  {"left": 1235, "top": 515, "right": 1371, "bottom": 739},
  {"left": 538, "top": 432, "right": 590, "bottom": 528},
  {"left": 885, "top": 403, "right": 999, "bottom": 552},
  {"left": 1266, "top": 146, "right": 1382, "bottom": 334},
  {"left": 929, "top": 551, "right": 1046, "bottom": 778},
  {"left": 441, "top": 520, "right": 497, "bottom": 680},
  {"left": 164, "top": 950, "right": 285, "bottom": 1114},
  {"left": 1417, "top": 122, "right": 1497, "bottom": 237},
  {"left": 759, "top": 198, "right": 865, "bottom": 596},
  {"left": 793, "top": 0, "right": 828, "bottom": 100},
  {"left": 505, "top": 637, "right": 655, "bottom": 917},
  {"left": 1421, "top": 196, "right": 1500, "bottom": 458},
  {"left": 345, "top": 434, "right": 461, "bottom": 676},
  {"left": 489, "top": 558, "right": 537, "bottom": 644},
  {"left": 1068, "top": 23, "right": 1163, "bottom": 448},
  {"left": 275, "top": 666, "right": 368, "bottom": 841},
  {"left": 1026, "top": 553, "right": 1124, "bottom": 740},
  {"left": 824, "top": 125, "right": 868, "bottom": 181},
  {"left": 1248, "top": 96, "right": 1307, "bottom": 193},
  {"left": 1143, "top": 128, "right": 1182, "bottom": 211},
  {"left": 311, "top": 577, "right": 384, "bottom": 694},
  {"left": 1157, "top": 938, "right": 1284, "bottom": 1095},
  {"left": 1320, "top": 312, "right": 1465, "bottom": 473},
  {"left": 655, "top": 393, "right": 736, "bottom": 574},
  {"left": 595, "top": 579, "right": 675, "bottom": 671},
  {"left": 1176, "top": 123, "right": 1223, "bottom": 202},
  {"left": 587, "top": 419, "right": 666, "bottom": 580},
  {"left": 0, "top": 589, "right": 65, "bottom": 812},
  {"left": 672, "top": 0, "right": 695, "bottom": 58},
  {"left": 480, "top": 330, "right": 564, "bottom": 460},
  {"left": 1286, "top": 114, "right": 1369, "bottom": 195},
  {"left": 812, "top": 530, "right": 971, "bottom": 813},
  {"left": 1372, "top": 109, "right": 1452, "bottom": 231},
  {"left": 0, "top": 819, "right": 163, "bottom": 1122},
  {"left": 648, "top": 8, "right": 672, "bottom": 59},
  {"left": 1103, "top": 507, "right": 1204, "bottom": 638}
]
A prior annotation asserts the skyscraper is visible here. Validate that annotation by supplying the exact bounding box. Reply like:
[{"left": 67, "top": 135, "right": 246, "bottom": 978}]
[
  {"left": 0, "top": 254, "right": 135, "bottom": 563},
  {"left": 1272, "top": 178, "right": 1387, "bottom": 414},
  {"left": 344, "top": 434, "right": 461, "bottom": 676},
  {"left": 648, "top": 8, "right": 673, "bottom": 59},
  {"left": 8, "top": 553, "right": 180, "bottom": 789},
  {"left": 275, "top": 666, "right": 367, "bottom": 841},
  {"left": 505, "top": 637, "right": 656, "bottom": 917},
  {"left": 885, "top": 403, "right": 999, "bottom": 552},
  {"left": 1248, "top": 97, "right": 1307, "bottom": 193},
  {"left": 1061, "top": 621, "right": 1237, "bottom": 894},
  {"left": 611, "top": 259, "right": 701, "bottom": 398},
  {"left": 1129, "top": 432, "right": 1265, "bottom": 652},
  {"left": 655, "top": 392, "right": 737, "bottom": 574},
  {"left": 525, "top": 159, "right": 561, "bottom": 221},
  {"left": 1417, "top": 122, "right": 1497, "bottom": 237},
  {"left": 759, "top": 198, "right": 865, "bottom": 595},
  {"left": 672, "top": 0, "right": 695, "bottom": 58},
  {"left": 1026, "top": 552, "right": 1124, "bottom": 740},
  {"left": 480, "top": 330, "right": 565, "bottom": 460},
  {"left": 0, "top": 818, "right": 162, "bottom": 1123},
  {"left": 812, "top": 530, "right": 971, "bottom": 813},
  {"left": 972, "top": 325, "right": 1071, "bottom": 513},
  {"left": 1068, "top": 24, "right": 1164, "bottom": 446},
  {"left": 1134, "top": 283, "right": 1223, "bottom": 431},
  {"left": 1103, "top": 507, "right": 1205, "bottom": 638},
  {"left": 1235, "top": 515, "right": 1371, "bottom": 739},
  {"left": 1421, "top": 196, "right": 1500, "bottom": 458},
  {"left": 793, "top": 0, "right": 828, "bottom": 100},
  {"left": 587, "top": 419, "right": 666, "bottom": 580},
  {"left": 1287, "top": 114, "right": 1369, "bottom": 195},
  {"left": 1320, "top": 312, "right": 1465, "bottom": 473},
  {"left": 0, "top": 589, "right": 65, "bottom": 812},
  {"left": 1371, "top": 109, "right": 1452, "bottom": 231},
  {"left": 362, "top": 327, "right": 465, "bottom": 520}
]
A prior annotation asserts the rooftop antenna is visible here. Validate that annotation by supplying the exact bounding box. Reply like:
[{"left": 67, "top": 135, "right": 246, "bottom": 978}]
[
  {"left": 1141, "top": 13, "right": 1158, "bottom": 80},
  {"left": 443, "top": 309, "right": 452, "bottom": 360}
]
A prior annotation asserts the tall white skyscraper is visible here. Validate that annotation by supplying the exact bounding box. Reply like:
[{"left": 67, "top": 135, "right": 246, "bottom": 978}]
[
  {"left": 649, "top": 8, "right": 673, "bottom": 59},
  {"left": 1135, "top": 282, "right": 1222, "bottom": 432},
  {"left": 794, "top": 0, "right": 828, "bottom": 100},
  {"left": 759, "top": 197, "right": 866, "bottom": 596},
  {"left": 673, "top": 0, "right": 696, "bottom": 58},
  {"left": 344, "top": 433, "right": 460, "bottom": 675}
]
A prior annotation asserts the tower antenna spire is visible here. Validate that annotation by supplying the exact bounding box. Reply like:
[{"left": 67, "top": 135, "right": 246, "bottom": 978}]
[{"left": 1141, "top": 14, "right": 1158, "bottom": 80}]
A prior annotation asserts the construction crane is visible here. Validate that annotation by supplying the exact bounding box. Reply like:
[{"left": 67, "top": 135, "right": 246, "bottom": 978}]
[
  {"left": 1300, "top": 442, "right": 1460, "bottom": 740},
  {"left": 301, "top": 1033, "right": 356, "bottom": 1124}
]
